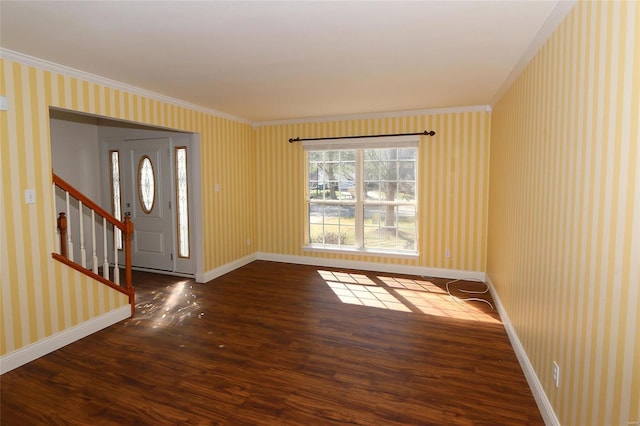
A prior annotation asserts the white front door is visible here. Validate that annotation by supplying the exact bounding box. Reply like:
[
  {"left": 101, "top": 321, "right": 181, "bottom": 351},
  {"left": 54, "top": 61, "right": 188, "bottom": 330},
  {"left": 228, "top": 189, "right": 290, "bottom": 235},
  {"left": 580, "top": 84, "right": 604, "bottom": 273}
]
[
  {"left": 103, "top": 132, "right": 196, "bottom": 276},
  {"left": 122, "top": 138, "right": 173, "bottom": 271}
]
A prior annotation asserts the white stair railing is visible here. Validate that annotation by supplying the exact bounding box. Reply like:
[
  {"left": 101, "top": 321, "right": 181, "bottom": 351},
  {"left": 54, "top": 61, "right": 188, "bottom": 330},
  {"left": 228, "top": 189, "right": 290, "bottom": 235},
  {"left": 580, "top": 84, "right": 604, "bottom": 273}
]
[{"left": 52, "top": 172, "right": 135, "bottom": 315}]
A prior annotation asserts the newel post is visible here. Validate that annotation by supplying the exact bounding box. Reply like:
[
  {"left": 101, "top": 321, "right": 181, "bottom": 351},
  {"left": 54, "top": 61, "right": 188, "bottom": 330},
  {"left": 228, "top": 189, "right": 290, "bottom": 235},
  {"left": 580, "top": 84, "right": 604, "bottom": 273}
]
[
  {"left": 123, "top": 213, "right": 135, "bottom": 315},
  {"left": 57, "top": 212, "right": 68, "bottom": 258}
]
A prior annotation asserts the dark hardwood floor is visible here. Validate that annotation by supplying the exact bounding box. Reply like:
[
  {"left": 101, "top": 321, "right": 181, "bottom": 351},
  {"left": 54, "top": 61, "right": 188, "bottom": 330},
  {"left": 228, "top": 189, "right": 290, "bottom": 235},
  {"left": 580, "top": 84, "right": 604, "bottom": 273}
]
[{"left": 0, "top": 261, "right": 543, "bottom": 425}]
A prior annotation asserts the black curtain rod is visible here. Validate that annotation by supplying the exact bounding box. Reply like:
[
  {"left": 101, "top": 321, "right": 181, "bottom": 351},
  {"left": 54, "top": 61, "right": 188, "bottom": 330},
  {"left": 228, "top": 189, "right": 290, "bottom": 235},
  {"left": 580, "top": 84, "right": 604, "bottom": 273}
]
[{"left": 288, "top": 130, "right": 435, "bottom": 143}]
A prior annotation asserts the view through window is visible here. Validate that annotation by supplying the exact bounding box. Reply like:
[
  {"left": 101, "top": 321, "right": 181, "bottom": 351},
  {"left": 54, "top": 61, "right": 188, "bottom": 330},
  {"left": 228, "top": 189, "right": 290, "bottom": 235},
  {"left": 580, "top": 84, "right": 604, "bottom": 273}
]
[{"left": 307, "top": 144, "right": 417, "bottom": 253}]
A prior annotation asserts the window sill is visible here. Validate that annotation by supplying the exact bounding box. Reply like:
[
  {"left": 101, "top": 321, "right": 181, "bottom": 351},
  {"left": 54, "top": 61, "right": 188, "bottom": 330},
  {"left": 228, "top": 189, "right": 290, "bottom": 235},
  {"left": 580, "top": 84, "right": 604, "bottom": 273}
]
[{"left": 303, "top": 245, "right": 419, "bottom": 260}]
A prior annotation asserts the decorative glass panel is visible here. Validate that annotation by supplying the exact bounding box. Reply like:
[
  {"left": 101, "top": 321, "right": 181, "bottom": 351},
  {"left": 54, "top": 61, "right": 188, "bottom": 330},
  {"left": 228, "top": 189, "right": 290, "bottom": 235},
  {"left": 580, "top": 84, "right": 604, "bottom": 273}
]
[
  {"left": 109, "top": 150, "right": 123, "bottom": 250},
  {"left": 138, "top": 155, "right": 155, "bottom": 214},
  {"left": 175, "top": 147, "right": 190, "bottom": 258}
]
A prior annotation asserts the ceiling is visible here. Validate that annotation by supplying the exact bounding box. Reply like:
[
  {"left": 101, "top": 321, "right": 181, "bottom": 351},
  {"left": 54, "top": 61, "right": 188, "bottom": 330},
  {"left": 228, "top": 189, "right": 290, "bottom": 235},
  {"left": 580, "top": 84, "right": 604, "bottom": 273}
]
[{"left": 1, "top": 1, "right": 570, "bottom": 122}]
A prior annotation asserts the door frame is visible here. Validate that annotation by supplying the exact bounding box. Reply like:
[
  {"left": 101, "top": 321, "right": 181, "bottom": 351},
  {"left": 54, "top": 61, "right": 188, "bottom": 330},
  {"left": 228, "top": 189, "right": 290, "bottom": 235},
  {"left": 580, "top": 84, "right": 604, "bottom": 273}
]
[{"left": 99, "top": 124, "right": 202, "bottom": 278}]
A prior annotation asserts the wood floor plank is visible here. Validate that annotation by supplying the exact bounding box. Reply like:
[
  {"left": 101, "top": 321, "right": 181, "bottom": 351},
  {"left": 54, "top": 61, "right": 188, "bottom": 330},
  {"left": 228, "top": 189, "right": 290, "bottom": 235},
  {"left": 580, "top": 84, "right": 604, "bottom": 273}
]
[{"left": 0, "top": 261, "right": 543, "bottom": 425}]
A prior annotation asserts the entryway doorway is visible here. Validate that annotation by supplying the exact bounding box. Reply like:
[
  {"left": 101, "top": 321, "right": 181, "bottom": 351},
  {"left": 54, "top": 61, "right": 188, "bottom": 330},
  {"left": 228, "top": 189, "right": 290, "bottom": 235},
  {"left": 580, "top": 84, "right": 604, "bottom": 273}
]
[{"left": 49, "top": 108, "right": 202, "bottom": 278}]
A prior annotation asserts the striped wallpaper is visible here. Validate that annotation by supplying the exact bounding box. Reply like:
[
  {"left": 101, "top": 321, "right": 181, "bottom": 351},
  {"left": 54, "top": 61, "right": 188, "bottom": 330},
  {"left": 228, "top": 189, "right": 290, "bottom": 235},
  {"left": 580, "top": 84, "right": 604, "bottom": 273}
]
[
  {"left": 4, "top": 4, "right": 636, "bottom": 423},
  {"left": 488, "top": 1, "right": 639, "bottom": 425},
  {"left": 255, "top": 111, "right": 491, "bottom": 272},
  {"left": 0, "top": 58, "right": 256, "bottom": 356}
]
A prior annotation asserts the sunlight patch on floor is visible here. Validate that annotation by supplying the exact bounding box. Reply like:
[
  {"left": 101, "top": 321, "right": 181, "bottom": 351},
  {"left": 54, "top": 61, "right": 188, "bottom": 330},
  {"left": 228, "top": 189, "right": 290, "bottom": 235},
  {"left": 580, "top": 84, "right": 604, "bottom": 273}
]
[
  {"left": 134, "top": 280, "right": 203, "bottom": 328},
  {"left": 378, "top": 276, "right": 500, "bottom": 323},
  {"left": 317, "top": 270, "right": 500, "bottom": 323},
  {"left": 325, "top": 280, "right": 412, "bottom": 312}
]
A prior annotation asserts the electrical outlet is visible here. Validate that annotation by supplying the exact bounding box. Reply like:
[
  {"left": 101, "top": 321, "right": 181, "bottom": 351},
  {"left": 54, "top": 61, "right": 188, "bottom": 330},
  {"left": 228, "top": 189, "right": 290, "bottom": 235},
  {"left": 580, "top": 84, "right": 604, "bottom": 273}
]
[
  {"left": 445, "top": 248, "right": 451, "bottom": 258},
  {"left": 24, "top": 189, "right": 36, "bottom": 204},
  {"left": 247, "top": 238, "right": 251, "bottom": 246},
  {"left": 553, "top": 361, "right": 560, "bottom": 388}
]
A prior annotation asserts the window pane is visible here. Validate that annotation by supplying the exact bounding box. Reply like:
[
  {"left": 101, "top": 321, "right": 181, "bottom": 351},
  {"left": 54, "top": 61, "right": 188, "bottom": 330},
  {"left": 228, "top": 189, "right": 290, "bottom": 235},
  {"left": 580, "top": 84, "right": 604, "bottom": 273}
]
[
  {"left": 138, "top": 156, "right": 155, "bottom": 213},
  {"left": 398, "top": 182, "right": 416, "bottom": 202},
  {"left": 110, "top": 151, "right": 123, "bottom": 250},
  {"left": 308, "top": 202, "right": 355, "bottom": 247},
  {"left": 307, "top": 150, "right": 355, "bottom": 201},
  {"left": 364, "top": 148, "right": 416, "bottom": 203},
  {"left": 309, "top": 151, "right": 323, "bottom": 162},
  {"left": 364, "top": 205, "right": 416, "bottom": 250},
  {"left": 364, "top": 156, "right": 380, "bottom": 181},
  {"left": 365, "top": 181, "right": 380, "bottom": 201},
  {"left": 398, "top": 148, "right": 415, "bottom": 160},
  {"left": 176, "top": 147, "right": 190, "bottom": 258},
  {"left": 399, "top": 160, "right": 415, "bottom": 180}
]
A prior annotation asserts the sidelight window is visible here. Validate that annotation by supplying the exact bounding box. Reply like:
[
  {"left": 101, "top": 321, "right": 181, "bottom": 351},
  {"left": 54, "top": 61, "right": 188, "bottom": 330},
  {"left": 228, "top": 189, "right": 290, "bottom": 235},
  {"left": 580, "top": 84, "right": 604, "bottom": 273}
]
[
  {"left": 109, "top": 150, "right": 123, "bottom": 250},
  {"left": 175, "top": 147, "right": 190, "bottom": 258}
]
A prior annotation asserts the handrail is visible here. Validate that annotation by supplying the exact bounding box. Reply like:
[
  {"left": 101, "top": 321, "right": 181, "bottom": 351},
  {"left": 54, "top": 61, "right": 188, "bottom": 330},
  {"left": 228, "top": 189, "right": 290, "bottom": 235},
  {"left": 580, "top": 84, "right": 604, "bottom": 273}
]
[
  {"left": 52, "top": 253, "right": 131, "bottom": 296},
  {"left": 52, "top": 172, "right": 125, "bottom": 232},
  {"left": 52, "top": 171, "right": 135, "bottom": 315}
]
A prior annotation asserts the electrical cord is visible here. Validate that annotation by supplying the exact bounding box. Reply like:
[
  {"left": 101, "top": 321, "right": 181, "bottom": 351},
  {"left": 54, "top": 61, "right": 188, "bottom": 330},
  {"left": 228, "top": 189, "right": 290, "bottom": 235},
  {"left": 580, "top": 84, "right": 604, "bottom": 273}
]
[{"left": 444, "top": 278, "right": 494, "bottom": 310}]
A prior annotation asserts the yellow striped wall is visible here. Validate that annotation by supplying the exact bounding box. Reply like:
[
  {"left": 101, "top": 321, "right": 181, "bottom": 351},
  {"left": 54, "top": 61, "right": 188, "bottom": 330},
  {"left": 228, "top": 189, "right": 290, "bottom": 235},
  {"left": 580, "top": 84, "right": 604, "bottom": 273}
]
[
  {"left": 255, "top": 111, "right": 491, "bottom": 272},
  {"left": 0, "top": 58, "right": 256, "bottom": 356},
  {"left": 488, "top": 2, "right": 639, "bottom": 425}
]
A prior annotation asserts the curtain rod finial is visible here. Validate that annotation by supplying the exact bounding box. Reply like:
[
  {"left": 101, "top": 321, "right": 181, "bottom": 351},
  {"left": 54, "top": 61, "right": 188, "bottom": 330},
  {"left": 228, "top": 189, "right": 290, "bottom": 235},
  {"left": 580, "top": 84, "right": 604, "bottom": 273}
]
[{"left": 289, "top": 137, "right": 299, "bottom": 143}]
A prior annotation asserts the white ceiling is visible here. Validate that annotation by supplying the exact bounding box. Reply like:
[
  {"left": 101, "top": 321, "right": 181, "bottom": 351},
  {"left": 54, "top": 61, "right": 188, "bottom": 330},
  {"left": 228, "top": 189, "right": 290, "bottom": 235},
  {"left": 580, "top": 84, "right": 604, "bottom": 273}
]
[{"left": 0, "top": 1, "right": 571, "bottom": 122}]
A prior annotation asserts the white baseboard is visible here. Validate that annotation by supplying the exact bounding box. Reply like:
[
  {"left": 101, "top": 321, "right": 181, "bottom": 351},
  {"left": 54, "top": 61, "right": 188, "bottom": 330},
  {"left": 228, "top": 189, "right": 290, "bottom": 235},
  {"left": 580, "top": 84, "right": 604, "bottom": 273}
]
[
  {"left": 196, "top": 253, "right": 257, "bottom": 283},
  {"left": 130, "top": 266, "right": 194, "bottom": 278},
  {"left": 256, "top": 252, "right": 486, "bottom": 282},
  {"left": 486, "top": 275, "right": 559, "bottom": 426},
  {"left": 0, "top": 305, "right": 131, "bottom": 374}
]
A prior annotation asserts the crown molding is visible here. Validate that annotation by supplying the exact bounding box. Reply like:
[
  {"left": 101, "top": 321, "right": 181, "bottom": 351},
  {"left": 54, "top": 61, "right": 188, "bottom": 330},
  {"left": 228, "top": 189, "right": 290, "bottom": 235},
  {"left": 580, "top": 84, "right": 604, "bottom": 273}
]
[
  {"left": 0, "top": 48, "right": 253, "bottom": 125},
  {"left": 490, "top": 0, "right": 577, "bottom": 107},
  {"left": 252, "top": 105, "right": 492, "bottom": 128},
  {"left": 0, "top": 48, "right": 493, "bottom": 128}
]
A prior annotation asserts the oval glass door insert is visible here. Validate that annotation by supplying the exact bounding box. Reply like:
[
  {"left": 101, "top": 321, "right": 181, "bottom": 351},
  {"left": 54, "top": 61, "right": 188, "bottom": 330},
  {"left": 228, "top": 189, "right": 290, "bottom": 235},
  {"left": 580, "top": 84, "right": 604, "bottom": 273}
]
[{"left": 138, "top": 155, "right": 155, "bottom": 214}]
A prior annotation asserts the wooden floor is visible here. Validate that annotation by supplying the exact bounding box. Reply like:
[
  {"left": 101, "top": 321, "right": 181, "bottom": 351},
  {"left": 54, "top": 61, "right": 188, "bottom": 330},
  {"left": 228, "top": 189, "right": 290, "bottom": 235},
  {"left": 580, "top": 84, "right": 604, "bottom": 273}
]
[{"left": 1, "top": 261, "right": 543, "bottom": 425}]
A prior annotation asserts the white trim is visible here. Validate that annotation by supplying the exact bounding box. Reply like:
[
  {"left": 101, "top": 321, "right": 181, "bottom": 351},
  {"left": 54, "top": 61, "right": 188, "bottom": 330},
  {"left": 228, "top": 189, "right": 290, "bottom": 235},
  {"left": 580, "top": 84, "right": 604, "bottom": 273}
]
[
  {"left": 190, "top": 133, "right": 205, "bottom": 280},
  {"left": 129, "top": 266, "right": 194, "bottom": 278},
  {"left": 196, "top": 253, "right": 257, "bottom": 283},
  {"left": 0, "top": 49, "right": 493, "bottom": 128},
  {"left": 491, "top": 0, "right": 577, "bottom": 107},
  {"left": 486, "top": 275, "right": 559, "bottom": 425},
  {"left": 0, "top": 305, "right": 131, "bottom": 375},
  {"left": 257, "top": 252, "right": 485, "bottom": 282},
  {"left": 0, "top": 48, "right": 252, "bottom": 125},
  {"left": 253, "top": 105, "right": 492, "bottom": 128},
  {"left": 301, "top": 134, "right": 420, "bottom": 151},
  {"left": 303, "top": 245, "right": 419, "bottom": 260}
]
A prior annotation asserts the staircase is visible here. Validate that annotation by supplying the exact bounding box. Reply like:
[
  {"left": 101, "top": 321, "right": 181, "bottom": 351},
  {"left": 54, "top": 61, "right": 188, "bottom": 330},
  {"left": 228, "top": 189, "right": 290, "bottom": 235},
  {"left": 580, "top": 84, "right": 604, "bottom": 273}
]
[{"left": 52, "top": 172, "right": 135, "bottom": 315}]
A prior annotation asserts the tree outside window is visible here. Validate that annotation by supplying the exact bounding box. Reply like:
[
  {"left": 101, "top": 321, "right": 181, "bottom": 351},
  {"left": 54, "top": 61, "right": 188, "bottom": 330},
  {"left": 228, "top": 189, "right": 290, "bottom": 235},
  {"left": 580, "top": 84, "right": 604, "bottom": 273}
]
[{"left": 307, "top": 145, "right": 417, "bottom": 252}]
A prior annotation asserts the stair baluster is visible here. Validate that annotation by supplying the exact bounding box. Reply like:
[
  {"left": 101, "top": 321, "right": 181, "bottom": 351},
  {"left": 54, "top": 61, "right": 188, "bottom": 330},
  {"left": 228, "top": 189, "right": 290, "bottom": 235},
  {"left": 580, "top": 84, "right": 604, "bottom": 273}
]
[{"left": 52, "top": 172, "right": 135, "bottom": 316}]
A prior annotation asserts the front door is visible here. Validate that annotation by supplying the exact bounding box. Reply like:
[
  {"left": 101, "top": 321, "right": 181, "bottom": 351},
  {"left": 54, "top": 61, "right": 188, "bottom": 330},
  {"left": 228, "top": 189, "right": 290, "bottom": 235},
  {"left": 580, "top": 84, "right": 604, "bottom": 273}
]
[{"left": 121, "top": 138, "right": 173, "bottom": 271}]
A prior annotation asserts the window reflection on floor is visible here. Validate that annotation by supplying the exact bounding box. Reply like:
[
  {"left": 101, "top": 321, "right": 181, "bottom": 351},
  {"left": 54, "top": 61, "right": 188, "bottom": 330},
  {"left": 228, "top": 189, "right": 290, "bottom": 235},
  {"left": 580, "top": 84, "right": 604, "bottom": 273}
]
[{"left": 318, "top": 270, "right": 500, "bottom": 324}]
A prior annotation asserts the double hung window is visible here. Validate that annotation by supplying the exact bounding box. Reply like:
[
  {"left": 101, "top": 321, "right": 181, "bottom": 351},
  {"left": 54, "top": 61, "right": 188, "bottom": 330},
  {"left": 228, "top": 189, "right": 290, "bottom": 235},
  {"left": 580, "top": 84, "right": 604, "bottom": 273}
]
[{"left": 305, "top": 136, "right": 418, "bottom": 254}]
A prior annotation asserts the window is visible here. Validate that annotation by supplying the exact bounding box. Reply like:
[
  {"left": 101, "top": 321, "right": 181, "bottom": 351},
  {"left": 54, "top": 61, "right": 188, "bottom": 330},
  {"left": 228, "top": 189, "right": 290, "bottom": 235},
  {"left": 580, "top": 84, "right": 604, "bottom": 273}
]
[
  {"left": 175, "top": 147, "right": 190, "bottom": 258},
  {"left": 305, "top": 136, "right": 418, "bottom": 254},
  {"left": 137, "top": 155, "right": 155, "bottom": 214},
  {"left": 109, "top": 150, "right": 123, "bottom": 250}
]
